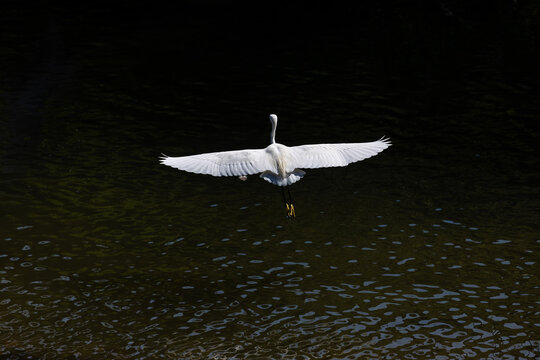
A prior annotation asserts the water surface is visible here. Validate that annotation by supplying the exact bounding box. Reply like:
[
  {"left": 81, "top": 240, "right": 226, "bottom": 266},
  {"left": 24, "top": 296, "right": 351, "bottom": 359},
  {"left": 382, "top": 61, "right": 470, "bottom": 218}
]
[{"left": 1, "top": 2, "right": 539, "bottom": 359}]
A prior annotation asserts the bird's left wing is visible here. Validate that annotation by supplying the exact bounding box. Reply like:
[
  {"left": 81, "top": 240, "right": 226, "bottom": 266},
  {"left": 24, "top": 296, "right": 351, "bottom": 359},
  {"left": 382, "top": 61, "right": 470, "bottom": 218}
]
[
  {"left": 288, "top": 137, "right": 391, "bottom": 169},
  {"left": 160, "top": 148, "right": 271, "bottom": 177}
]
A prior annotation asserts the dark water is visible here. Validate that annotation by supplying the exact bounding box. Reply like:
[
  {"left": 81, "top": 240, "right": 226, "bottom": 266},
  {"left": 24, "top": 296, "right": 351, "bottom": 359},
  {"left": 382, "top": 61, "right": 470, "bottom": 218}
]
[{"left": 1, "top": 2, "right": 539, "bottom": 359}]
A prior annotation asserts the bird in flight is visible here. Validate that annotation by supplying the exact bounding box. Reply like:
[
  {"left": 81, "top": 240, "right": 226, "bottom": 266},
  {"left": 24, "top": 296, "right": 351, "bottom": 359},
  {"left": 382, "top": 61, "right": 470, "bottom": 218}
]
[{"left": 160, "top": 114, "right": 391, "bottom": 218}]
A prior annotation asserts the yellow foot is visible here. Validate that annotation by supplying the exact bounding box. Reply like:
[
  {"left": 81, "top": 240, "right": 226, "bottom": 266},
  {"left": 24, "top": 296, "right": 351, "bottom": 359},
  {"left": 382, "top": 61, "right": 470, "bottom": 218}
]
[{"left": 286, "top": 203, "right": 296, "bottom": 218}]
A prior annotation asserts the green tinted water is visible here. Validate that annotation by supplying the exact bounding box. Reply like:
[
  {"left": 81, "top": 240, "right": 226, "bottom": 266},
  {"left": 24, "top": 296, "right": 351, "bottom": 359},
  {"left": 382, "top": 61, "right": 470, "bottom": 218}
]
[{"left": 1, "top": 4, "right": 539, "bottom": 359}]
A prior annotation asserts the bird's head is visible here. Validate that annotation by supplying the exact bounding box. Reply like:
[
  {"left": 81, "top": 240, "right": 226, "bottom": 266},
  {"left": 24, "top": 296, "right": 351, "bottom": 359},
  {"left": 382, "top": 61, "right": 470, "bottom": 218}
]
[{"left": 269, "top": 114, "right": 278, "bottom": 124}]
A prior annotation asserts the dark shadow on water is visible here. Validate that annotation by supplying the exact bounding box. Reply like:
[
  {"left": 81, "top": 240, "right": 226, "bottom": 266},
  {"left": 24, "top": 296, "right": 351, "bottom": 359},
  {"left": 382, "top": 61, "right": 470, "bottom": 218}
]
[{"left": 1, "top": 1, "right": 539, "bottom": 358}]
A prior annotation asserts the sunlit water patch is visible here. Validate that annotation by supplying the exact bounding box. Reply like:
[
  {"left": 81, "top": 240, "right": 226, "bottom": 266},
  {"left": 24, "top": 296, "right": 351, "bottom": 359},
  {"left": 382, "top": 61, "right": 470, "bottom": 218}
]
[
  {"left": 1, "top": 200, "right": 539, "bottom": 359},
  {"left": 1, "top": 5, "right": 539, "bottom": 358}
]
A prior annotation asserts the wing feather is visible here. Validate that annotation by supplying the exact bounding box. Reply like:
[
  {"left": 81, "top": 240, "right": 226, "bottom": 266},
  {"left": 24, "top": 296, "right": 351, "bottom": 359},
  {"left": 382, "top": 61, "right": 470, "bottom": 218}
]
[
  {"left": 289, "top": 137, "right": 391, "bottom": 169},
  {"left": 160, "top": 149, "right": 270, "bottom": 177}
]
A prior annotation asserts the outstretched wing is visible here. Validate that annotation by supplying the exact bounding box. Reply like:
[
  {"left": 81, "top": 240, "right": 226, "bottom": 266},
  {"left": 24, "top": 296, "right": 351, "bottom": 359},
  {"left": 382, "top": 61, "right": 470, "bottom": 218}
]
[
  {"left": 289, "top": 137, "right": 391, "bottom": 169},
  {"left": 160, "top": 148, "right": 271, "bottom": 177}
]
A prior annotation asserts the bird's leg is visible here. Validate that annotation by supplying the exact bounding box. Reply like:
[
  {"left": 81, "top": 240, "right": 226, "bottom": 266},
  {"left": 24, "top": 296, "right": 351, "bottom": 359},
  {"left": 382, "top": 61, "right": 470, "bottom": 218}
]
[
  {"left": 281, "top": 186, "right": 291, "bottom": 218},
  {"left": 287, "top": 186, "right": 295, "bottom": 218}
]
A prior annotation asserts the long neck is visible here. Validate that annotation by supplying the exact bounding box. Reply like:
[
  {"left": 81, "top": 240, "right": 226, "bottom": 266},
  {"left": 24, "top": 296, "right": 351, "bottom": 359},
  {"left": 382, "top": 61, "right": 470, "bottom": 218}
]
[{"left": 270, "top": 119, "right": 277, "bottom": 144}]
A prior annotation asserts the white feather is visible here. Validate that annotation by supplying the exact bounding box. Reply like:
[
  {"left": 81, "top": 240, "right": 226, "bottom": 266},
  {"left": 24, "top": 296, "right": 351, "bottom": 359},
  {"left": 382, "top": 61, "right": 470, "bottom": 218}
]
[
  {"left": 160, "top": 149, "right": 271, "bottom": 177},
  {"left": 288, "top": 137, "right": 391, "bottom": 169},
  {"left": 160, "top": 114, "right": 391, "bottom": 186}
]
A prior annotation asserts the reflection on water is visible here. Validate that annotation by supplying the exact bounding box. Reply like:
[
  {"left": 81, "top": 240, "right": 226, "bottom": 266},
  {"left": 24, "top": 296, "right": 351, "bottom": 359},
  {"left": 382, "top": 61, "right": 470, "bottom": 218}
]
[
  {"left": 1, "top": 216, "right": 540, "bottom": 359},
  {"left": 1, "top": 167, "right": 539, "bottom": 359},
  {"left": 1, "top": 3, "right": 540, "bottom": 359}
]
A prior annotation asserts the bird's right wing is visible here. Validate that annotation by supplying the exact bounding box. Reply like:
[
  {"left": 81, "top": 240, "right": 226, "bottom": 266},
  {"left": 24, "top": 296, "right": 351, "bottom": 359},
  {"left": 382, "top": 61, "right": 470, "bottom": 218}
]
[
  {"left": 160, "top": 148, "right": 271, "bottom": 177},
  {"left": 288, "top": 137, "right": 391, "bottom": 169}
]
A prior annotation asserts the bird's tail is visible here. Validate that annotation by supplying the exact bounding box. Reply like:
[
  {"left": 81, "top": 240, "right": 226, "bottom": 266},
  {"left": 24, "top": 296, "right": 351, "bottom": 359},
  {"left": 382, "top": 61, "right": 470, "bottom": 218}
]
[{"left": 260, "top": 169, "right": 305, "bottom": 186}]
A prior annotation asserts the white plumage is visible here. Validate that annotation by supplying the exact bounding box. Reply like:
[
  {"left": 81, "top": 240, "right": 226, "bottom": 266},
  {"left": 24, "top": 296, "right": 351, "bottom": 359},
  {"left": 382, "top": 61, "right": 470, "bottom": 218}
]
[{"left": 160, "top": 114, "right": 391, "bottom": 186}]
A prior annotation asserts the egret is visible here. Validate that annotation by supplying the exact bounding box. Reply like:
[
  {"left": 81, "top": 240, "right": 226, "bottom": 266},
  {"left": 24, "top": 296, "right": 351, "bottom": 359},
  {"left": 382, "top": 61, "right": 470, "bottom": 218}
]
[{"left": 160, "top": 114, "right": 391, "bottom": 218}]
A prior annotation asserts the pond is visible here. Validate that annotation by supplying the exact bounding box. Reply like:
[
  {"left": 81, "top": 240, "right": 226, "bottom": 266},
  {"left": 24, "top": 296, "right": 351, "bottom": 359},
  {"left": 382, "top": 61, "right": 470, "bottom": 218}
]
[{"left": 1, "top": 2, "right": 539, "bottom": 359}]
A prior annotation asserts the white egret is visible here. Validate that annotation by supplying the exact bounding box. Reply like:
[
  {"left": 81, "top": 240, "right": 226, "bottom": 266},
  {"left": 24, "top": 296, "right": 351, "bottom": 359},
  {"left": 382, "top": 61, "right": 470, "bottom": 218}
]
[{"left": 160, "top": 114, "right": 391, "bottom": 217}]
